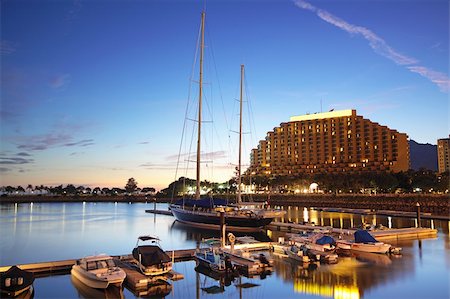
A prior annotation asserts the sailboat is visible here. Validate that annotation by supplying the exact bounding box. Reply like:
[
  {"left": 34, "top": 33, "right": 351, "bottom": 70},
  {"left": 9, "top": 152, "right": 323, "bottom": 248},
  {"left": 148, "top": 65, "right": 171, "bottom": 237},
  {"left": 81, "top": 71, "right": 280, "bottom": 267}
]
[{"left": 170, "top": 12, "right": 285, "bottom": 232}]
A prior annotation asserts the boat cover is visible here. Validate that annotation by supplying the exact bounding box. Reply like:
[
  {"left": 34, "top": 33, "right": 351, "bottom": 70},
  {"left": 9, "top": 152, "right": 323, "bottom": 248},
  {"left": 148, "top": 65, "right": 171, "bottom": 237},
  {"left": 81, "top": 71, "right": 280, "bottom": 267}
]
[
  {"left": 354, "top": 230, "right": 378, "bottom": 243},
  {"left": 133, "top": 246, "right": 171, "bottom": 266},
  {"left": 174, "top": 198, "right": 228, "bottom": 208},
  {"left": 0, "top": 265, "right": 34, "bottom": 293},
  {"left": 315, "top": 235, "right": 336, "bottom": 245}
]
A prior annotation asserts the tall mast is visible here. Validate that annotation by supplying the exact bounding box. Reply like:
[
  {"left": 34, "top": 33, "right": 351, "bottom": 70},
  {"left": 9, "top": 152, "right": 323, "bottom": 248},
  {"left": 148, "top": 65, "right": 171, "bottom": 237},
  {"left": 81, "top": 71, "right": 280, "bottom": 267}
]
[
  {"left": 237, "top": 64, "right": 244, "bottom": 203},
  {"left": 195, "top": 12, "right": 205, "bottom": 200}
]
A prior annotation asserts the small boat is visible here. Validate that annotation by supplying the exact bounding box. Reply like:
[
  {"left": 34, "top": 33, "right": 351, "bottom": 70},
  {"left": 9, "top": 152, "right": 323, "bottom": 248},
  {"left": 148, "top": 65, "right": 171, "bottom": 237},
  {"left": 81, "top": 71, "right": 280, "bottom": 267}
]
[
  {"left": 285, "top": 244, "right": 310, "bottom": 263},
  {"left": 0, "top": 266, "right": 34, "bottom": 297},
  {"left": 70, "top": 254, "right": 126, "bottom": 289},
  {"left": 224, "top": 248, "right": 273, "bottom": 276},
  {"left": 132, "top": 235, "right": 173, "bottom": 276},
  {"left": 195, "top": 239, "right": 234, "bottom": 273},
  {"left": 336, "top": 230, "right": 391, "bottom": 254},
  {"left": 289, "top": 232, "right": 336, "bottom": 252}
]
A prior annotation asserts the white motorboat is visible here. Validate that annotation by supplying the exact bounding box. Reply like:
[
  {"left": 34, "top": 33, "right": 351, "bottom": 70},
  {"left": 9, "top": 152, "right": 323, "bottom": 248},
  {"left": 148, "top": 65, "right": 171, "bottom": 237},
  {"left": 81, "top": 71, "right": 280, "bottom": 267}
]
[
  {"left": 336, "top": 230, "right": 391, "bottom": 254},
  {"left": 194, "top": 239, "right": 233, "bottom": 274},
  {"left": 132, "top": 236, "right": 172, "bottom": 276},
  {"left": 285, "top": 244, "right": 310, "bottom": 263},
  {"left": 71, "top": 254, "right": 126, "bottom": 289},
  {"left": 289, "top": 232, "right": 336, "bottom": 252}
]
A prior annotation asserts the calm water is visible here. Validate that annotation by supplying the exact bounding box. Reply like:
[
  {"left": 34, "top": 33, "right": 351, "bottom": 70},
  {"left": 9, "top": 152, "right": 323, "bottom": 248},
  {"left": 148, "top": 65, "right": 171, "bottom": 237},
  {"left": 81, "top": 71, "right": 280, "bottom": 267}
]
[{"left": 0, "top": 202, "right": 449, "bottom": 299}]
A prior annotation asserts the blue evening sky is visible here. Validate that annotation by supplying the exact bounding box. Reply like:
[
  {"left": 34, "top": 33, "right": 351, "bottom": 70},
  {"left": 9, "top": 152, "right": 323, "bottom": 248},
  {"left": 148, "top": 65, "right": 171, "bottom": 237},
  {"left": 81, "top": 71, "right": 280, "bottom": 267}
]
[{"left": 1, "top": 0, "right": 448, "bottom": 189}]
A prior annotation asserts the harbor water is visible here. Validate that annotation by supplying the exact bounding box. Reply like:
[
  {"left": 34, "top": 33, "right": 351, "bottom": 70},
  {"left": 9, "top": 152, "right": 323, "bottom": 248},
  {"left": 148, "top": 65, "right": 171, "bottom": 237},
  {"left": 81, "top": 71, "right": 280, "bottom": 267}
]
[{"left": 0, "top": 202, "right": 449, "bottom": 299}]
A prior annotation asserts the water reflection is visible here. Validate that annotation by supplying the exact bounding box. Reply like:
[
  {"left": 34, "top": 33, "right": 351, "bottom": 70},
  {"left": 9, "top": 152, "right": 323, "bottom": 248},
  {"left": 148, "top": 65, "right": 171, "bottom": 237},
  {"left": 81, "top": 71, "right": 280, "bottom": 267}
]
[
  {"left": 1, "top": 203, "right": 448, "bottom": 299},
  {"left": 71, "top": 275, "right": 124, "bottom": 299}
]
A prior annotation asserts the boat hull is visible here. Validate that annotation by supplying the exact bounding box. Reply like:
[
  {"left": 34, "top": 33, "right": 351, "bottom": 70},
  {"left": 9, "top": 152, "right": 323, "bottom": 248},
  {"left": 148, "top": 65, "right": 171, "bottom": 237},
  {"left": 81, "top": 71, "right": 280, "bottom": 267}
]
[
  {"left": 350, "top": 242, "right": 391, "bottom": 254},
  {"left": 71, "top": 266, "right": 125, "bottom": 289},
  {"left": 170, "top": 206, "right": 273, "bottom": 232}
]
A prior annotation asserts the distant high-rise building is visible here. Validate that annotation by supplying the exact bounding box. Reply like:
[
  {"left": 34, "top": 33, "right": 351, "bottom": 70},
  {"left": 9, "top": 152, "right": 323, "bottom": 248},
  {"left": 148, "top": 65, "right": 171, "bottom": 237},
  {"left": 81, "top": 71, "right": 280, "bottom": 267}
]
[
  {"left": 437, "top": 136, "right": 450, "bottom": 173},
  {"left": 248, "top": 109, "right": 409, "bottom": 177}
]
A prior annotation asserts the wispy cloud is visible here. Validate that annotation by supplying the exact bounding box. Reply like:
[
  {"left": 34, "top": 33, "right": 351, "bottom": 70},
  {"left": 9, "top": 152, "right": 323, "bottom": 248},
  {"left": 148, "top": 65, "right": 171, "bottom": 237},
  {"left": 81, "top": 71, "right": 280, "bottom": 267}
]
[
  {"left": 139, "top": 141, "right": 151, "bottom": 145},
  {"left": 0, "top": 40, "right": 17, "bottom": 55},
  {"left": 0, "top": 156, "right": 34, "bottom": 165},
  {"left": 16, "top": 152, "right": 31, "bottom": 157},
  {"left": 293, "top": 0, "right": 450, "bottom": 92},
  {"left": 407, "top": 66, "right": 450, "bottom": 92},
  {"left": 0, "top": 167, "right": 11, "bottom": 172},
  {"left": 64, "top": 139, "right": 94, "bottom": 147},
  {"left": 15, "top": 133, "right": 94, "bottom": 151}
]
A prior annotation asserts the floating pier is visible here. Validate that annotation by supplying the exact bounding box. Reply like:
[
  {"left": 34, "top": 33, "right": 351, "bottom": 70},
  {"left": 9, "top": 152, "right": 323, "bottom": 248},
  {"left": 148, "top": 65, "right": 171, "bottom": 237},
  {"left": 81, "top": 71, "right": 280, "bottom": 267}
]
[
  {"left": 0, "top": 249, "right": 195, "bottom": 277},
  {"left": 145, "top": 209, "right": 172, "bottom": 216}
]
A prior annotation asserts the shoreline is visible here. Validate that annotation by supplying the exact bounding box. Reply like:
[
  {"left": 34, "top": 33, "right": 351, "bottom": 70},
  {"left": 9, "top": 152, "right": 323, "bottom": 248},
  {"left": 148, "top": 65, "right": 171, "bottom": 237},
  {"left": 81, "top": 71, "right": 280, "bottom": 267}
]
[{"left": 1, "top": 193, "right": 448, "bottom": 218}]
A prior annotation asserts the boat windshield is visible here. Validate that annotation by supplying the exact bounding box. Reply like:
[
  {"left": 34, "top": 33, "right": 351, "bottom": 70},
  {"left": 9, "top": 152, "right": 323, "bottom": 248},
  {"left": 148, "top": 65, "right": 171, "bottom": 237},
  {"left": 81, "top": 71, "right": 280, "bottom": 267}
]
[{"left": 85, "top": 259, "right": 115, "bottom": 270}]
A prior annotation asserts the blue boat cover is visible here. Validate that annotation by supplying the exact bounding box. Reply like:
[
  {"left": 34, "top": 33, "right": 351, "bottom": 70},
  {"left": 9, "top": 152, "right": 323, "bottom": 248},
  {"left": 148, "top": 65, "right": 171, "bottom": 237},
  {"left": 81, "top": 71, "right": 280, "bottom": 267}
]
[
  {"left": 354, "top": 230, "right": 378, "bottom": 243},
  {"left": 174, "top": 198, "right": 229, "bottom": 208},
  {"left": 315, "top": 235, "right": 336, "bottom": 245}
]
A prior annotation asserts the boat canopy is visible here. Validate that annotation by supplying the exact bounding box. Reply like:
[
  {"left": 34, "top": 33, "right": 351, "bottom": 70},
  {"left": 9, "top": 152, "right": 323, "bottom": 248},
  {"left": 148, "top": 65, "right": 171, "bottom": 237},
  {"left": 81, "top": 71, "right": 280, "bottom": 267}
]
[
  {"left": 132, "top": 246, "right": 171, "bottom": 266},
  {"left": 0, "top": 265, "right": 34, "bottom": 293},
  {"left": 174, "top": 198, "right": 228, "bottom": 209},
  {"left": 315, "top": 235, "right": 336, "bottom": 245},
  {"left": 138, "top": 236, "right": 160, "bottom": 242},
  {"left": 354, "top": 230, "right": 378, "bottom": 243}
]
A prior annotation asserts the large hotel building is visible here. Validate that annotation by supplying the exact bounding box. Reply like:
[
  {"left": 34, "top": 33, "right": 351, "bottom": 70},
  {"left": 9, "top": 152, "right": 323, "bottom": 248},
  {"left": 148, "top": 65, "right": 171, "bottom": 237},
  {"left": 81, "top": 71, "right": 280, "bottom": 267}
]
[
  {"left": 248, "top": 109, "right": 409, "bottom": 176},
  {"left": 437, "top": 137, "right": 450, "bottom": 174}
]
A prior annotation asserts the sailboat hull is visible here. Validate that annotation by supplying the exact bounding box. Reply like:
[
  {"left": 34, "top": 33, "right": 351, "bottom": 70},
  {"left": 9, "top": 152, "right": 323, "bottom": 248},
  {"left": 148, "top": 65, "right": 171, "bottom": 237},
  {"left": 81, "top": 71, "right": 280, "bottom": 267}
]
[{"left": 170, "top": 206, "right": 273, "bottom": 232}]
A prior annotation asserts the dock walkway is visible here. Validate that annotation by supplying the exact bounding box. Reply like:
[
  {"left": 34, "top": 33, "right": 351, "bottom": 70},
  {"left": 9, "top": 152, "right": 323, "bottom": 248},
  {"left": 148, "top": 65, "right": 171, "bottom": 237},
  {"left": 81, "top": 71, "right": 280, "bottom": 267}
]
[{"left": 0, "top": 249, "right": 195, "bottom": 277}]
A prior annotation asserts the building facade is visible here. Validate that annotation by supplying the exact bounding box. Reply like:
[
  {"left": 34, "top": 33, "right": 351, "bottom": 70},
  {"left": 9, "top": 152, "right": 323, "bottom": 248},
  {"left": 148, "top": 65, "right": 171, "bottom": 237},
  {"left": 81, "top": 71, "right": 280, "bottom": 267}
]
[
  {"left": 248, "top": 109, "right": 409, "bottom": 177},
  {"left": 437, "top": 137, "right": 450, "bottom": 173}
]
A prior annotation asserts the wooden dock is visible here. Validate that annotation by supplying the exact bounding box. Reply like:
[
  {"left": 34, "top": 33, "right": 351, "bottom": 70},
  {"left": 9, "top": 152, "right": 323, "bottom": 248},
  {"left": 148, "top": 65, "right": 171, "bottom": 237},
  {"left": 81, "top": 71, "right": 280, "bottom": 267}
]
[
  {"left": 0, "top": 249, "right": 195, "bottom": 277},
  {"left": 145, "top": 209, "right": 173, "bottom": 216}
]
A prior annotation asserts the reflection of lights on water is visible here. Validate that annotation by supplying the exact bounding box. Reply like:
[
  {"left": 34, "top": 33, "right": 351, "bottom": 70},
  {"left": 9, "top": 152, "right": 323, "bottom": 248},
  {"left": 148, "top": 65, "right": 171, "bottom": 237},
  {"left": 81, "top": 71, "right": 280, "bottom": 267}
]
[
  {"left": 310, "top": 210, "right": 319, "bottom": 226},
  {"left": 62, "top": 203, "right": 66, "bottom": 232},
  {"left": 82, "top": 202, "right": 86, "bottom": 234},
  {"left": 388, "top": 216, "right": 392, "bottom": 229},
  {"left": 293, "top": 280, "right": 360, "bottom": 299},
  {"left": 334, "top": 285, "right": 360, "bottom": 299},
  {"left": 303, "top": 207, "right": 309, "bottom": 223}
]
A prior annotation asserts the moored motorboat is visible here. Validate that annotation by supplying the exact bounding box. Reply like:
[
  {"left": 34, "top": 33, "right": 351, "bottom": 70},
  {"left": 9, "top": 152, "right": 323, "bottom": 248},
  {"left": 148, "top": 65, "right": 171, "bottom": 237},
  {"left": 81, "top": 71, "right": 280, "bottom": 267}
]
[
  {"left": 132, "top": 235, "right": 172, "bottom": 276},
  {"left": 194, "top": 239, "right": 234, "bottom": 274},
  {"left": 336, "top": 230, "right": 391, "bottom": 254},
  {"left": 70, "top": 254, "right": 126, "bottom": 289},
  {"left": 0, "top": 266, "right": 34, "bottom": 297},
  {"left": 285, "top": 244, "right": 310, "bottom": 263}
]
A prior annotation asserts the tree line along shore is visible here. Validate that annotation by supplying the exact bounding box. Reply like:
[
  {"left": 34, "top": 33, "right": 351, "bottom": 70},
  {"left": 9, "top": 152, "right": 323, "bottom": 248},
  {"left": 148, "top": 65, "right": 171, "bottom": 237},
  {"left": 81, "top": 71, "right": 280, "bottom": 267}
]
[{"left": 1, "top": 193, "right": 448, "bottom": 217}]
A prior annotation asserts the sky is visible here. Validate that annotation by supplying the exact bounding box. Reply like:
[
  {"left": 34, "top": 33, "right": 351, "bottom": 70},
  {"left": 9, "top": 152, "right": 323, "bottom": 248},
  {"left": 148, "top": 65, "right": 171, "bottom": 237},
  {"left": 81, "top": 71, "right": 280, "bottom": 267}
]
[{"left": 1, "top": 0, "right": 449, "bottom": 190}]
